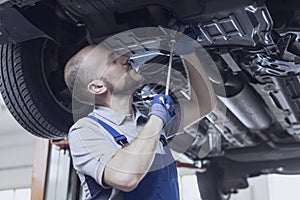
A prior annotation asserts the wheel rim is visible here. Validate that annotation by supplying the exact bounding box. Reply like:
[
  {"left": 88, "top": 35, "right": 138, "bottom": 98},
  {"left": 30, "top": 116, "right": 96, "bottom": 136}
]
[{"left": 40, "top": 39, "right": 72, "bottom": 113}]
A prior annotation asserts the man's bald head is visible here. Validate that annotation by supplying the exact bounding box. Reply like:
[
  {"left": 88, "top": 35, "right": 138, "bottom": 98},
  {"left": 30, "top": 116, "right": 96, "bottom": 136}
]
[{"left": 64, "top": 45, "right": 111, "bottom": 104}]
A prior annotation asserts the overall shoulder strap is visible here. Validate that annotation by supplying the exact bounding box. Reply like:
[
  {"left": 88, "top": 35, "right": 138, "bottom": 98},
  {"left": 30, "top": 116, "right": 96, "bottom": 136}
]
[
  {"left": 87, "top": 115, "right": 129, "bottom": 147},
  {"left": 87, "top": 115, "right": 167, "bottom": 147}
]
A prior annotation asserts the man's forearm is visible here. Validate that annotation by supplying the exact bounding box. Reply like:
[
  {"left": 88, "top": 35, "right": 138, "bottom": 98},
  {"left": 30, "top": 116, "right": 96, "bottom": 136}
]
[{"left": 103, "top": 115, "right": 163, "bottom": 191}]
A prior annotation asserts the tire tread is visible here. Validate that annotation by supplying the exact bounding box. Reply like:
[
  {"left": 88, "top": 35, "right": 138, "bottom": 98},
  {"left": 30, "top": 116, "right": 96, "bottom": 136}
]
[{"left": 0, "top": 43, "right": 66, "bottom": 138}]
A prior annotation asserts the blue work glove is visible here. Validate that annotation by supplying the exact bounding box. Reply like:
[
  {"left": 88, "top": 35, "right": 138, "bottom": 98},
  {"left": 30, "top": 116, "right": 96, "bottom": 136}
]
[{"left": 148, "top": 94, "right": 176, "bottom": 125}]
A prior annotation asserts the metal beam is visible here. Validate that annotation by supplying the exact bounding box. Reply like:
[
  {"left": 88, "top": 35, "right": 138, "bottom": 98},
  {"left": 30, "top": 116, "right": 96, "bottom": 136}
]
[{"left": 31, "top": 138, "right": 50, "bottom": 200}]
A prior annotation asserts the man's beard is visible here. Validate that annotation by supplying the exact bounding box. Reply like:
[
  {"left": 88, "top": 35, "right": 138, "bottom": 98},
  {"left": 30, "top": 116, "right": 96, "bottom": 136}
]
[
  {"left": 100, "top": 76, "right": 114, "bottom": 93},
  {"left": 112, "top": 72, "right": 144, "bottom": 96}
]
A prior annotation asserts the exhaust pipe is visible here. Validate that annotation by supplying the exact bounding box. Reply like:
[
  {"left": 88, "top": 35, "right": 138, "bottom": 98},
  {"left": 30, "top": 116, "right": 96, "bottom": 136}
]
[{"left": 218, "top": 74, "right": 272, "bottom": 130}]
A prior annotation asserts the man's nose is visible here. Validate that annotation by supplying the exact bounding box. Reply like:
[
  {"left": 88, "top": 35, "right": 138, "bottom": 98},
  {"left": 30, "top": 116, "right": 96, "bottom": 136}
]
[{"left": 121, "top": 55, "right": 130, "bottom": 63}]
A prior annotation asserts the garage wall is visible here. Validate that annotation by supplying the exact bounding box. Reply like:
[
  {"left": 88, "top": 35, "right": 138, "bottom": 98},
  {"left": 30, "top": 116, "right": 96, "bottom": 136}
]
[
  {"left": 231, "top": 174, "right": 300, "bottom": 200},
  {"left": 0, "top": 95, "right": 36, "bottom": 190},
  {"left": 268, "top": 174, "right": 300, "bottom": 200}
]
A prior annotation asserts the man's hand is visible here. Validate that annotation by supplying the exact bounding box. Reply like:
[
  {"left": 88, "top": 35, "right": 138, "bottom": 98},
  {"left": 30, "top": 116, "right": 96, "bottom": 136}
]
[
  {"left": 148, "top": 94, "right": 176, "bottom": 124},
  {"left": 51, "top": 138, "right": 69, "bottom": 150}
]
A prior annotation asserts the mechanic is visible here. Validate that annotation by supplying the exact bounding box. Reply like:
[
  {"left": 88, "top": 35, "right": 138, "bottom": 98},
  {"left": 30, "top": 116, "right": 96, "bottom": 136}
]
[{"left": 64, "top": 44, "right": 180, "bottom": 200}]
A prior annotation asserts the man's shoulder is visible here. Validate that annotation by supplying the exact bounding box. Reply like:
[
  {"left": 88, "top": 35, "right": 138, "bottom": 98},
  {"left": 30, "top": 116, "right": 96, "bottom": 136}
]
[
  {"left": 71, "top": 115, "right": 95, "bottom": 128},
  {"left": 68, "top": 113, "right": 102, "bottom": 136},
  {"left": 68, "top": 113, "right": 113, "bottom": 146}
]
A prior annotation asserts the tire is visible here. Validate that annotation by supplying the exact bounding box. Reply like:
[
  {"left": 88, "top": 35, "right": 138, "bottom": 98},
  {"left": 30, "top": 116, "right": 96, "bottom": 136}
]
[
  {"left": 196, "top": 166, "right": 231, "bottom": 200},
  {"left": 0, "top": 38, "right": 77, "bottom": 139}
]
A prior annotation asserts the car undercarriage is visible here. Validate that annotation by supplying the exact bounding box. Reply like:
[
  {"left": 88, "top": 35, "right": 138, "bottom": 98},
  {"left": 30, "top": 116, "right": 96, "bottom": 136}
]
[{"left": 0, "top": 0, "right": 299, "bottom": 199}]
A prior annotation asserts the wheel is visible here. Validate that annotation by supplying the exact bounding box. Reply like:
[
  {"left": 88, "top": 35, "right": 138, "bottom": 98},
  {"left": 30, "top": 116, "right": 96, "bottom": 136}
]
[
  {"left": 196, "top": 166, "right": 231, "bottom": 200},
  {"left": 0, "top": 38, "right": 88, "bottom": 139}
]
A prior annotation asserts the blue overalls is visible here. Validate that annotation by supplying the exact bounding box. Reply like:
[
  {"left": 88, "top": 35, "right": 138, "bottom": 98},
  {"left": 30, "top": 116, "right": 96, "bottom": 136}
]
[{"left": 86, "top": 115, "right": 180, "bottom": 200}]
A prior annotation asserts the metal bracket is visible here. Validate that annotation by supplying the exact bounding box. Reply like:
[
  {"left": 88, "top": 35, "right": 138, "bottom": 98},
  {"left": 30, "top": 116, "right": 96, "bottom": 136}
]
[
  {"left": 9, "top": 0, "right": 39, "bottom": 7},
  {"left": 197, "top": 5, "right": 275, "bottom": 48},
  {"left": 251, "top": 54, "right": 300, "bottom": 76}
]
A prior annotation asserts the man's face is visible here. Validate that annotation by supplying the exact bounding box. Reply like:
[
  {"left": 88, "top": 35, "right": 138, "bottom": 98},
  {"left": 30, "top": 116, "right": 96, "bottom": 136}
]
[
  {"left": 95, "top": 49, "right": 144, "bottom": 94},
  {"left": 107, "top": 52, "right": 144, "bottom": 94}
]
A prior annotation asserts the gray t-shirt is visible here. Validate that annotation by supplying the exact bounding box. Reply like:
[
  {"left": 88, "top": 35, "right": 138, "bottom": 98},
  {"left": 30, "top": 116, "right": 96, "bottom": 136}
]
[{"left": 68, "top": 106, "right": 174, "bottom": 200}]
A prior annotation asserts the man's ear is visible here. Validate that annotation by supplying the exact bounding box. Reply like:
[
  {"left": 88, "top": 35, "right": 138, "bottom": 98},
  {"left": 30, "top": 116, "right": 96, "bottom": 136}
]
[{"left": 87, "top": 80, "right": 107, "bottom": 95}]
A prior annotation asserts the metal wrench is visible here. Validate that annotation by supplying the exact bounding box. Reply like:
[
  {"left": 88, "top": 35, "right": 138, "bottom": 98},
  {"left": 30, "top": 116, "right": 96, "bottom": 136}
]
[
  {"left": 165, "top": 39, "right": 175, "bottom": 95},
  {"left": 159, "top": 39, "right": 176, "bottom": 108}
]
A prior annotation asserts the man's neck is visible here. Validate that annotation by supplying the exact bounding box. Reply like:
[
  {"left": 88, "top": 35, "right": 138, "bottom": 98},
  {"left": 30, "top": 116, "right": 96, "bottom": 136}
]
[{"left": 110, "top": 94, "right": 134, "bottom": 116}]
